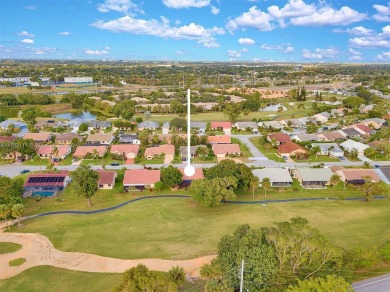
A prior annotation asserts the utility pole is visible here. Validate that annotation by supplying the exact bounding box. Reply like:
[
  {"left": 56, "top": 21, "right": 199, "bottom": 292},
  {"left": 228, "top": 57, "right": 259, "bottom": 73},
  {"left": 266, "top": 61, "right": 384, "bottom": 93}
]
[{"left": 240, "top": 259, "right": 244, "bottom": 292}]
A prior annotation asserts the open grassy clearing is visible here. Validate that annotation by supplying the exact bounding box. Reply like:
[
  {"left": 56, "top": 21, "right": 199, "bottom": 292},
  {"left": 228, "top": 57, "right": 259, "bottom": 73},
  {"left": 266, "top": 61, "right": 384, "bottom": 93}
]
[
  {"left": 0, "top": 242, "right": 22, "bottom": 254},
  {"left": 15, "top": 198, "right": 390, "bottom": 260},
  {"left": 293, "top": 154, "right": 340, "bottom": 163},
  {"left": 9, "top": 258, "right": 27, "bottom": 266},
  {"left": 0, "top": 266, "right": 122, "bottom": 292}
]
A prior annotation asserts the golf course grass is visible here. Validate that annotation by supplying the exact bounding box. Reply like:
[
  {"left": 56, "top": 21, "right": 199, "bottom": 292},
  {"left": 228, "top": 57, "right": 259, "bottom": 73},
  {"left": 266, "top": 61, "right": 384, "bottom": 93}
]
[
  {"left": 15, "top": 198, "right": 390, "bottom": 260},
  {"left": 0, "top": 242, "right": 22, "bottom": 254}
]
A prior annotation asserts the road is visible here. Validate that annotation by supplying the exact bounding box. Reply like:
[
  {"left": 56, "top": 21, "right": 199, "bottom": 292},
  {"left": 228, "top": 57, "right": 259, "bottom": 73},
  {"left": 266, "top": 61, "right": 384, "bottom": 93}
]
[
  {"left": 352, "top": 273, "right": 390, "bottom": 292},
  {"left": 1, "top": 134, "right": 390, "bottom": 178}
]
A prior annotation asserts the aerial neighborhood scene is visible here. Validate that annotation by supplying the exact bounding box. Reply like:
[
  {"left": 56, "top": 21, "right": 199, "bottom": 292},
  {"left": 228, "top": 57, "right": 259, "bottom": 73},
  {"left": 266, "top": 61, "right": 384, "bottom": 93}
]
[{"left": 1, "top": 0, "right": 390, "bottom": 291}]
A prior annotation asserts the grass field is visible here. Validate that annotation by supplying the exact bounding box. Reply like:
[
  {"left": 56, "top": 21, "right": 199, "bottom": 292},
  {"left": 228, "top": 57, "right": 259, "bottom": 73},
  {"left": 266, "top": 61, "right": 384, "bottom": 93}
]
[
  {"left": 9, "top": 258, "right": 26, "bottom": 266},
  {"left": 15, "top": 197, "right": 390, "bottom": 260},
  {"left": 0, "top": 266, "right": 122, "bottom": 292},
  {"left": 0, "top": 242, "right": 22, "bottom": 254}
]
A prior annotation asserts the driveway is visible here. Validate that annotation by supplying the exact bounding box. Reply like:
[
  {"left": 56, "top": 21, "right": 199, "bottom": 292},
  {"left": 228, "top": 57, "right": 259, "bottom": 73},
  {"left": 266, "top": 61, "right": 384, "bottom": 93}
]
[{"left": 231, "top": 134, "right": 266, "bottom": 159}]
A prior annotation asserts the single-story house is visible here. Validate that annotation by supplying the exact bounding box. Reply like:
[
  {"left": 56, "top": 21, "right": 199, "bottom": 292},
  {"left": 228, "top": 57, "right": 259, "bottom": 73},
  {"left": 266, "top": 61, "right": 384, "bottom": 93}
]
[
  {"left": 110, "top": 144, "right": 139, "bottom": 159},
  {"left": 311, "top": 143, "right": 344, "bottom": 157},
  {"left": 97, "top": 170, "right": 117, "bottom": 189},
  {"left": 55, "top": 133, "right": 83, "bottom": 145},
  {"left": 123, "top": 169, "right": 161, "bottom": 190},
  {"left": 119, "top": 134, "right": 140, "bottom": 144},
  {"left": 278, "top": 142, "right": 307, "bottom": 157},
  {"left": 73, "top": 145, "right": 107, "bottom": 159},
  {"left": 258, "top": 121, "right": 283, "bottom": 129},
  {"left": 339, "top": 128, "right": 363, "bottom": 139},
  {"left": 179, "top": 167, "right": 204, "bottom": 186},
  {"left": 312, "top": 112, "right": 330, "bottom": 124},
  {"left": 212, "top": 143, "right": 241, "bottom": 158},
  {"left": 208, "top": 135, "right": 231, "bottom": 144},
  {"left": 252, "top": 168, "right": 293, "bottom": 187},
  {"left": 144, "top": 145, "right": 175, "bottom": 160},
  {"left": 292, "top": 167, "right": 333, "bottom": 188},
  {"left": 86, "top": 133, "right": 114, "bottom": 145},
  {"left": 179, "top": 145, "right": 208, "bottom": 160},
  {"left": 138, "top": 121, "right": 159, "bottom": 131},
  {"left": 64, "top": 118, "right": 85, "bottom": 132},
  {"left": 87, "top": 120, "right": 112, "bottom": 130},
  {"left": 292, "top": 134, "right": 320, "bottom": 142},
  {"left": 37, "top": 145, "right": 72, "bottom": 161},
  {"left": 235, "top": 122, "right": 258, "bottom": 131},
  {"left": 190, "top": 122, "right": 206, "bottom": 134},
  {"left": 361, "top": 118, "right": 386, "bottom": 129},
  {"left": 333, "top": 167, "right": 380, "bottom": 184},
  {"left": 317, "top": 131, "right": 345, "bottom": 142},
  {"left": 340, "top": 139, "right": 369, "bottom": 154},
  {"left": 267, "top": 133, "right": 291, "bottom": 145},
  {"left": 367, "top": 141, "right": 385, "bottom": 149},
  {"left": 0, "top": 120, "right": 27, "bottom": 131},
  {"left": 278, "top": 119, "right": 305, "bottom": 128},
  {"left": 352, "top": 123, "right": 375, "bottom": 136},
  {"left": 210, "top": 122, "right": 232, "bottom": 134},
  {"left": 35, "top": 119, "right": 60, "bottom": 130},
  {"left": 23, "top": 132, "right": 53, "bottom": 143},
  {"left": 24, "top": 171, "right": 71, "bottom": 196}
]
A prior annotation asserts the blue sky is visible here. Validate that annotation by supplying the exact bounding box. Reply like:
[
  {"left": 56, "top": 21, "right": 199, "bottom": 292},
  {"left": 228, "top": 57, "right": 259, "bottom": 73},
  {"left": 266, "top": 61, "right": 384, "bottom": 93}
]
[{"left": 1, "top": 0, "right": 390, "bottom": 62}]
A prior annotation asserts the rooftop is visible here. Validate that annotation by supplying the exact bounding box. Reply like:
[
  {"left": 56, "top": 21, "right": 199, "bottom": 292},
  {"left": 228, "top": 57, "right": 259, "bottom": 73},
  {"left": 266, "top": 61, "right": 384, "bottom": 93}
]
[{"left": 123, "top": 169, "right": 161, "bottom": 185}]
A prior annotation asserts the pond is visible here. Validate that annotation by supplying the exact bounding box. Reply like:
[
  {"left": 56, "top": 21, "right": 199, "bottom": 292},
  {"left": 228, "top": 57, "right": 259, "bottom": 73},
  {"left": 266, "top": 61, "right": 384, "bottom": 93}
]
[{"left": 54, "top": 111, "right": 97, "bottom": 120}]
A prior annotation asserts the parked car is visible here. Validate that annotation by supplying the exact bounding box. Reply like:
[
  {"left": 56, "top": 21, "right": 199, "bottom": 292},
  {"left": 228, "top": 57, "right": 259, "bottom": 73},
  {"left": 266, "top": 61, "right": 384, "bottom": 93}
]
[
  {"left": 111, "top": 162, "right": 120, "bottom": 166},
  {"left": 20, "top": 169, "right": 30, "bottom": 174},
  {"left": 338, "top": 157, "right": 346, "bottom": 161},
  {"left": 282, "top": 155, "right": 288, "bottom": 160},
  {"left": 375, "top": 165, "right": 381, "bottom": 168}
]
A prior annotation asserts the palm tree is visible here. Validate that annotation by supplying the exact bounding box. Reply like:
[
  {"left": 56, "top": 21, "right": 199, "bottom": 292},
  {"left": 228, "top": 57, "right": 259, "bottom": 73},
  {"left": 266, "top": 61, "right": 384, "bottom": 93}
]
[
  {"left": 51, "top": 146, "right": 59, "bottom": 161},
  {"left": 11, "top": 203, "right": 24, "bottom": 228},
  {"left": 92, "top": 149, "right": 99, "bottom": 162},
  {"left": 250, "top": 176, "right": 260, "bottom": 199},
  {"left": 330, "top": 174, "right": 341, "bottom": 196},
  {"left": 262, "top": 177, "right": 271, "bottom": 198},
  {"left": 0, "top": 204, "right": 11, "bottom": 230}
]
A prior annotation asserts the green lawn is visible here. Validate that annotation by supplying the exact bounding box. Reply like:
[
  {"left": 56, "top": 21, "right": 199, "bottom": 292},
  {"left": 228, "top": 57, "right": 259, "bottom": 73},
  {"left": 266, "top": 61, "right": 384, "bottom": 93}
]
[
  {"left": 294, "top": 154, "right": 340, "bottom": 163},
  {"left": 249, "top": 137, "right": 285, "bottom": 163},
  {"left": 136, "top": 157, "right": 165, "bottom": 164},
  {"left": 9, "top": 258, "right": 26, "bottom": 266},
  {"left": 15, "top": 197, "right": 390, "bottom": 260},
  {"left": 80, "top": 157, "right": 122, "bottom": 166},
  {"left": 231, "top": 137, "right": 253, "bottom": 158},
  {"left": 0, "top": 159, "right": 13, "bottom": 165},
  {"left": 57, "top": 156, "right": 74, "bottom": 166},
  {"left": 0, "top": 242, "right": 22, "bottom": 254},
  {"left": 367, "top": 154, "right": 390, "bottom": 161},
  {"left": 22, "top": 159, "right": 49, "bottom": 166},
  {"left": 0, "top": 266, "right": 122, "bottom": 292}
]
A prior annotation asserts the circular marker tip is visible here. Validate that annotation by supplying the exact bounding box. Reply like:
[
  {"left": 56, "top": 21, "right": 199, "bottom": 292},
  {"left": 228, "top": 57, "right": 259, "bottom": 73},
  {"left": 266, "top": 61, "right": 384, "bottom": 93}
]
[{"left": 184, "top": 165, "right": 195, "bottom": 177}]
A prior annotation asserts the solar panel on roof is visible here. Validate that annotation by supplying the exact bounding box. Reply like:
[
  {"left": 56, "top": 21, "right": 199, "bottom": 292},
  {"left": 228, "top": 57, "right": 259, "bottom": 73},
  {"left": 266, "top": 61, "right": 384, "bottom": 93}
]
[{"left": 27, "top": 176, "right": 65, "bottom": 184}]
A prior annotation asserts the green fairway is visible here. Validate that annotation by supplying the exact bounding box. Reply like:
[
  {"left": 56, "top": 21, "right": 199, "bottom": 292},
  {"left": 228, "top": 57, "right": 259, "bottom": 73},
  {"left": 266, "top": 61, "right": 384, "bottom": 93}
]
[
  {"left": 9, "top": 258, "right": 26, "bottom": 266},
  {"left": 0, "top": 242, "right": 22, "bottom": 254},
  {"left": 16, "top": 198, "right": 390, "bottom": 260},
  {"left": 0, "top": 266, "right": 121, "bottom": 292}
]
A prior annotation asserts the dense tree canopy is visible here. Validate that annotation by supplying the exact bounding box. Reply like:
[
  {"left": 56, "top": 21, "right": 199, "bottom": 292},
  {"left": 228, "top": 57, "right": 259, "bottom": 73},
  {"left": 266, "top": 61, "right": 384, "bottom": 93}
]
[
  {"left": 286, "top": 275, "right": 351, "bottom": 292},
  {"left": 70, "top": 165, "right": 99, "bottom": 206},
  {"left": 113, "top": 99, "right": 136, "bottom": 120},
  {"left": 161, "top": 166, "right": 182, "bottom": 188}
]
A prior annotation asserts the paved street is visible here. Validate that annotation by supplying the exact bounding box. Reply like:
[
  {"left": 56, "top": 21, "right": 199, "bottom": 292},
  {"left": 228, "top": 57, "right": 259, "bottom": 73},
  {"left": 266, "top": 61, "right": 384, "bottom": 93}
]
[{"left": 353, "top": 273, "right": 390, "bottom": 292}]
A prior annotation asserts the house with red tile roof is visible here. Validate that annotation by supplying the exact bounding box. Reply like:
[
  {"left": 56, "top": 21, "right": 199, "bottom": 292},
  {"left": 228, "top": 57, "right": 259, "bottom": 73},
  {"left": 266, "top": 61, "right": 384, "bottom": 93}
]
[
  {"left": 123, "top": 169, "right": 161, "bottom": 190},
  {"left": 267, "top": 133, "right": 291, "bottom": 145},
  {"left": 73, "top": 146, "right": 107, "bottom": 159},
  {"left": 144, "top": 145, "right": 175, "bottom": 160},
  {"left": 278, "top": 142, "right": 307, "bottom": 157},
  {"left": 23, "top": 132, "right": 53, "bottom": 143},
  {"left": 37, "top": 145, "right": 71, "bottom": 161},
  {"left": 352, "top": 123, "right": 375, "bottom": 136},
  {"left": 210, "top": 122, "right": 232, "bottom": 134},
  {"left": 110, "top": 144, "right": 139, "bottom": 159},
  {"left": 333, "top": 168, "right": 380, "bottom": 184},
  {"left": 24, "top": 171, "right": 71, "bottom": 195},
  {"left": 212, "top": 143, "right": 241, "bottom": 158},
  {"left": 317, "top": 131, "right": 345, "bottom": 142},
  {"left": 97, "top": 170, "right": 117, "bottom": 190},
  {"left": 179, "top": 168, "right": 204, "bottom": 186},
  {"left": 208, "top": 135, "right": 231, "bottom": 144}
]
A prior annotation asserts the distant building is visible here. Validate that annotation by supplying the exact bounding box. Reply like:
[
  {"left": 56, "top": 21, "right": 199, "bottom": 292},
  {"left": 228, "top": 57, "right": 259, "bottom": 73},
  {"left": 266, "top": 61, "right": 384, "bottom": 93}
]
[{"left": 64, "top": 77, "right": 93, "bottom": 83}]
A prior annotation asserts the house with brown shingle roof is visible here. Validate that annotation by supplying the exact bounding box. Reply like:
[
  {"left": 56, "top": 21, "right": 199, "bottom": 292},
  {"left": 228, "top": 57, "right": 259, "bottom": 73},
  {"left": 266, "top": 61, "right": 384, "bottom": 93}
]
[
  {"left": 333, "top": 167, "right": 380, "bottom": 185},
  {"left": 123, "top": 169, "right": 161, "bottom": 190},
  {"left": 97, "top": 170, "right": 117, "bottom": 189},
  {"left": 208, "top": 135, "right": 231, "bottom": 144},
  {"left": 317, "top": 131, "right": 345, "bottom": 142},
  {"left": 23, "top": 132, "right": 53, "bottom": 143},
  {"left": 278, "top": 142, "right": 307, "bottom": 157},
  {"left": 55, "top": 133, "right": 83, "bottom": 145},
  {"left": 267, "top": 133, "right": 291, "bottom": 145},
  {"left": 144, "top": 145, "right": 175, "bottom": 160},
  {"left": 212, "top": 144, "right": 241, "bottom": 158},
  {"left": 86, "top": 133, "right": 114, "bottom": 145}
]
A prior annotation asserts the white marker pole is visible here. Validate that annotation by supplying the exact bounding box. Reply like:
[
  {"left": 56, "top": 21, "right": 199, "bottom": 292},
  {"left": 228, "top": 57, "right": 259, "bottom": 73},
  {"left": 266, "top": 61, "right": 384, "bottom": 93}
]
[{"left": 184, "top": 89, "right": 195, "bottom": 177}]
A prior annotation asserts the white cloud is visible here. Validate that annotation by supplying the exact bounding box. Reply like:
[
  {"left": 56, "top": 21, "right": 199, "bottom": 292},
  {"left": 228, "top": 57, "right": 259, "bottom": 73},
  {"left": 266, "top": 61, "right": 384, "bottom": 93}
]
[
  {"left": 268, "top": 0, "right": 315, "bottom": 18},
  {"left": 238, "top": 38, "right": 255, "bottom": 45},
  {"left": 23, "top": 5, "right": 36, "bottom": 10},
  {"left": 92, "top": 16, "right": 224, "bottom": 48},
  {"left": 302, "top": 47, "right": 340, "bottom": 59},
  {"left": 376, "top": 51, "right": 390, "bottom": 60},
  {"left": 0, "top": 45, "right": 56, "bottom": 58},
  {"left": 85, "top": 49, "right": 109, "bottom": 55},
  {"left": 176, "top": 50, "right": 187, "bottom": 55},
  {"left": 97, "top": 0, "right": 142, "bottom": 15},
  {"left": 17, "top": 31, "right": 35, "bottom": 38},
  {"left": 21, "top": 39, "right": 34, "bottom": 44},
  {"left": 373, "top": 3, "right": 390, "bottom": 22},
  {"left": 334, "top": 26, "right": 375, "bottom": 36},
  {"left": 291, "top": 6, "right": 367, "bottom": 26},
  {"left": 58, "top": 31, "right": 71, "bottom": 36},
  {"left": 226, "top": 6, "right": 273, "bottom": 31},
  {"left": 349, "top": 25, "right": 390, "bottom": 49},
  {"left": 240, "top": 48, "right": 249, "bottom": 52},
  {"left": 227, "top": 50, "right": 241, "bottom": 58},
  {"left": 260, "top": 43, "right": 294, "bottom": 53},
  {"left": 211, "top": 6, "right": 220, "bottom": 15},
  {"left": 348, "top": 48, "right": 362, "bottom": 61},
  {"left": 163, "top": 0, "right": 210, "bottom": 9}
]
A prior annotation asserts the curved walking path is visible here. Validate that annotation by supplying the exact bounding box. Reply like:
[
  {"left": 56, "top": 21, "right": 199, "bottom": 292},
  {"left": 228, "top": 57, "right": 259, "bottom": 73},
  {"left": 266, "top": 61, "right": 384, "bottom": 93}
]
[{"left": 0, "top": 232, "right": 216, "bottom": 279}]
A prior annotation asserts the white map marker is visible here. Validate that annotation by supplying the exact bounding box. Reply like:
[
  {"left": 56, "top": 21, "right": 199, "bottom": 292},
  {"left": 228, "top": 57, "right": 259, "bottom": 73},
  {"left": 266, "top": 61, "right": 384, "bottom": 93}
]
[{"left": 184, "top": 89, "right": 195, "bottom": 177}]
